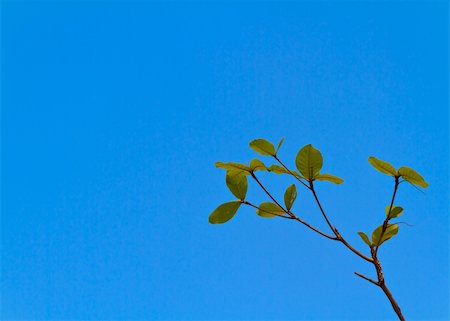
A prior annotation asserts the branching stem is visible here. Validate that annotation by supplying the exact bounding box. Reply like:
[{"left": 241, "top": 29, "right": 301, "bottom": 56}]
[{"left": 250, "top": 159, "right": 406, "bottom": 320}]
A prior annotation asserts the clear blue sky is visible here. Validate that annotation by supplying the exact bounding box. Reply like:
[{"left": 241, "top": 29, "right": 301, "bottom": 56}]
[{"left": 2, "top": 1, "right": 448, "bottom": 320}]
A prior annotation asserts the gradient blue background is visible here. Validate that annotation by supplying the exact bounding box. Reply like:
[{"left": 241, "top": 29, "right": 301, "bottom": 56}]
[{"left": 2, "top": 1, "right": 448, "bottom": 320}]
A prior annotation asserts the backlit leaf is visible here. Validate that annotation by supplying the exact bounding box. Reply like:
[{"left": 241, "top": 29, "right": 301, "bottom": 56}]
[
  {"left": 209, "top": 201, "right": 241, "bottom": 224},
  {"left": 316, "top": 173, "right": 344, "bottom": 184},
  {"left": 295, "top": 144, "right": 323, "bottom": 180},
  {"left": 249, "top": 139, "right": 276, "bottom": 156},
  {"left": 268, "top": 164, "right": 289, "bottom": 174},
  {"left": 357, "top": 232, "right": 372, "bottom": 246},
  {"left": 276, "top": 137, "right": 285, "bottom": 152},
  {"left": 257, "top": 202, "right": 286, "bottom": 218},
  {"left": 368, "top": 157, "right": 397, "bottom": 176},
  {"left": 284, "top": 184, "right": 297, "bottom": 211},
  {"left": 226, "top": 171, "right": 248, "bottom": 200},
  {"left": 268, "top": 165, "right": 303, "bottom": 178},
  {"left": 215, "top": 162, "right": 251, "bottom": 175},
  {"left": 372, "top": 224, "right": 399, "bottom": 246},
  {"left": 250, "top": 159, "right": 267, "bottom": 172},
  {"left": 385, "top": 205, "right": 404, "bottom": 219},
  {"left": 398, "top": 166, "right": 429, "bottom": 188}
]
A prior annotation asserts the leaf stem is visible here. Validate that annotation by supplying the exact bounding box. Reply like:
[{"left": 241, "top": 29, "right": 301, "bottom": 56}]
[
  {"left": 375, "top": 177, "right": 399, "bottom": 255},
  {"left": 250, "top": 173, "right": 336, "bottom": 240},
  {"left": 242, "top": 201, "right": 292, "bottom": 219},
  {"left": 354, "top": 272, "right": 378, "bottom": 286},
  {"left": 309, "top": 181, "right": 374, "bottom": 263},
  {"left": 274, "top": 155, "right": 310, "bottom": 189}
]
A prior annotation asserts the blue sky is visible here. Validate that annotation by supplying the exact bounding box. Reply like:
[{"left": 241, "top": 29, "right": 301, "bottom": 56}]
[{"left": 1, "top": 1, "right": 448, "bottom": 320}]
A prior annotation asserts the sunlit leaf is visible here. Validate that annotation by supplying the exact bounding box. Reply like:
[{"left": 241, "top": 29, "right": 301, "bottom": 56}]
[
  {"left": 295, "top": 144, "right": 323, "bottom": 180},
  {"left": 276, "top": 137, "right": 285, "bottom": 152},
  {"left": 385, "top": 205, "right": 404, "bottom": 219},
  {"left": 368, "top": 157, "right": 397, "bottom": 176},
  {"left": 268, "top": 164, "right": 289, "bottom": 174},
  {"left": 316, "top": 173, "right": 344, "bottom": 184},
  {"left": 284, "top": 184, "right": 297, "bottom": 211},
  {"left": 372, "top": 224, "right": 399, "bottom": 246},
  {"left": 215, "top": 162, "right": 251, "bottom": 175},
  {"left": 398, "top": 166, "right": 429, "bottom": 188},
  {"left": 250, "top": 159, "right": 267, "bottom": 172},
  {"left": 257, "top": 202, "right": 286, "bottom": 218},
  {"left": 357, "top": 232, "right": 372, "bottom": 246},
  {"left": 268, "top": 165, "right": 303, "bottom": 178},
  {"left": 226, "top": 171, "right": 248, "bottom": 200},
  {"left": 209, "top": 201, "right": 241, "bottom": 224},
  {"left": 249, "top": 139, "right": 276, "bottom": 156}
]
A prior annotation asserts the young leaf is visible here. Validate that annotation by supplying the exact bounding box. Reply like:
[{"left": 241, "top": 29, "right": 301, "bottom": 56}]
[
  {"left": 284, "top": 184, "right": 297, "bottom": 211},
  {"left": 276, "top": 137, "right": 285, "bottom": 152},
  {"left": 226, "top": 171, "right": 248, "bottom": 200},
  {"left": 215, "top": 162, "right": 251, "bottom": 174},
  {"left": 385, "top": 205, "right": 404, "bottom": 219},
  {"left": 398, "top": 166, "right": 429, "bottom": 188},
  {"left": 372, "top": 224, "right": 399, "bottom": 246},
  {"left": 368, "top": 157, "right": 397, "bottom": 176},
  {"left": 250, "top": 159, "right": 267, "bottom": 172},
  {"left": 357, "top": 232, "right": 372, "bottom": 246},
  {"left": 209, "top": 201, "right": 241, "bottom": 224},
  {"left": 268, "top": 165, "right": 303, "bottom": 178},
  {"left": 257, "top": 202, "right": 285, "bottom": 218},
  {"left": 315, "top": 173, "right": 344, "bottom": 184},
  {"left": 295, "top": 144, "right": 323, "bottom": 180},
  {"left": 268, "top": 164, "right": 289, "bottom": 174},
  {"left": 249, "top": 139, "right": 276, "bottom": 156}
]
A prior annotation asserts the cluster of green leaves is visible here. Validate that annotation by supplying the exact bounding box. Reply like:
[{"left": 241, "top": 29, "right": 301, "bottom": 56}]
[
  {"left": 209, "top": 138, "right": 343, "bottom": 224},
  {"left": 368, "top": 157, "right": 428, "bottom": 187},
  {"left": 357, "top": 157, "right": 429, "bottom": 248}
]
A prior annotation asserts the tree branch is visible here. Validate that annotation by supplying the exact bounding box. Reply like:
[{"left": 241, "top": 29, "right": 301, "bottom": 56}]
[
  {"left": 309, "top": 182, "right": 374, "bottom": 263},
  {"left": 375, "top": 177, "right": 399, "bottom": 255},
  {"left": 354, "top": 272, "right": 379, "bottom": 286},
  {"left": 242, "top": 201, "right": 292, "bottom": 219},
  {"left": 273, "top": 155, "right": 310, "bottom": 189},
  {"left": 250, "top": 173, "right": 337, "bottom": 240}
]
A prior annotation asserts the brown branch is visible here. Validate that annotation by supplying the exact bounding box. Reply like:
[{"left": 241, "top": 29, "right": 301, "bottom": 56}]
[
  {"left": 242, "top": 201, "right": 292, "bottom": 219},
  {"left": 375, "top": 176, "right": 399, "bottom": 254},
  {"left": 250, "top": 173, "right": 337, "bottom": 240},
  {"left": 354, "top": 272, "right": 379, "bottom": 286},
  {"left": 309, "top": 182, "right": 374, "bottom": 263},
  {"left": 371, "top": 248, "right": 405, "bottom": 321},
  {"left": 273, "top": 155, "right": 310, "bottom": 189}
]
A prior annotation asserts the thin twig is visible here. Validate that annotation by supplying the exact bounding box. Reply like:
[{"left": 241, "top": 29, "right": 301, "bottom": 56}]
[
  {"left": 375, "top": 177, "right": 399, "bottom": 255},
  {"left": 274, "top": 155, "right": 310, "bottom": 189},
  {"left": 250, "top": 173, "right": 336, "bottom": 240},
  {"left": 309, "top": 182, "right": 374, "bottom": 263},
  {"left": 354, "top": 272, "right": 379, "bottom": 286},
  {"left": 242, "top": 201, "right": 292, "bottom": 219}
]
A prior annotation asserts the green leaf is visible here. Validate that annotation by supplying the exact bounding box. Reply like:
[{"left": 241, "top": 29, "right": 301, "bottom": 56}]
[
  {"left": 295, "top": 144, "right": 323, "bottom": 180},
  {"left": 257, "top": 202, "right": 285, "bottom": 218},
  {"left": 209, "top": 201, "right": 241, "bottom": 224},
  {"left": 226, "top": 171, "right": 248, "bottom": 200},
  {"left": 385, "top": 205, "right": 404, "bottom": 219},
  {"left": 249, "top": 139, "right": 276, "bottom": 156},
  {"left": 372, "top": 224, "right": 399, "bottom": 246},
  {"left": 357, "top": 232, "right": 372, "bottom": 246},
  {"left": 268, "top": 164, "right": 289, "bottom": 174},
  {"left": 276, "top": 137, "right": 285, "bottom": 152},
  {"left": 215, "top": 162, "right": 251, "bottom": 174},
  {"left": 315, "top": 173, "right": 344, "bottom": 184},
  {"left": 250, "top": 159, "right": 267, "bottom": 172},
  {"left": 398, "top": 166, "right": 429, "bottom": 188},
  {"left": 368, "top": 157, "right": 397, "bottom": 176},
  {"left": 268, "top": 165, "right": 303, "bottom": 178},
  {"left": 284, "top": 184, "right": 297, "bottom": 211}
]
